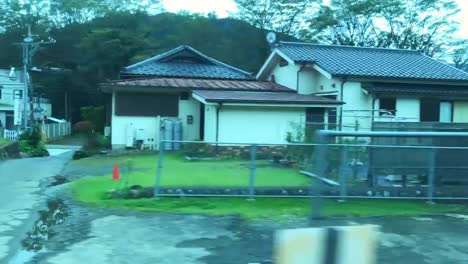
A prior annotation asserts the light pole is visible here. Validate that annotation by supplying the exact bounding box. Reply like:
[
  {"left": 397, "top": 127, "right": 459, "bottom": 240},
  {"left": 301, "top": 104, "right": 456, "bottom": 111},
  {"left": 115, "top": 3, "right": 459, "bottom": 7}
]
[{"left": 15, "top": 26, "right": 55, "bottom": 130}]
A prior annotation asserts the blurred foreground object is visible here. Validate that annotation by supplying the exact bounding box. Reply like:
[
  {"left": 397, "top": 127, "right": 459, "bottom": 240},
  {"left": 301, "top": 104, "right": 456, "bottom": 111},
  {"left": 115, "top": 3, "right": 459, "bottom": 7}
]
[{"left": 275, "top": 225, "right": 378, "bottom": 264}]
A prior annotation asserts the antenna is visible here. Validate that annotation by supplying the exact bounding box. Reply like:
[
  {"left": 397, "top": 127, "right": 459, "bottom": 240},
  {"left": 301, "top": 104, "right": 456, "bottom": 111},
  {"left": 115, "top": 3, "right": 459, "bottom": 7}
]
[{"left": 266, "top": 32, "right": 277, "bottom": 45}]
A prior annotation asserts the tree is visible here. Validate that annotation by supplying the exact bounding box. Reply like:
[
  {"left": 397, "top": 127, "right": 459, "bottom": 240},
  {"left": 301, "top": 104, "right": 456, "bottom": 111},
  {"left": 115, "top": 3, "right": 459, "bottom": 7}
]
[
  {"left": 306, "top": 0, "right": 462, "bottom": 57},
  {"left": 234, "top": 0, "right": 318, "bottom": 36},
  {"left": 305, "top": 0, "right": 387, "bottom": 46},
  {"left": 452, "top": 46, "right": 468, "bottom": 70}
]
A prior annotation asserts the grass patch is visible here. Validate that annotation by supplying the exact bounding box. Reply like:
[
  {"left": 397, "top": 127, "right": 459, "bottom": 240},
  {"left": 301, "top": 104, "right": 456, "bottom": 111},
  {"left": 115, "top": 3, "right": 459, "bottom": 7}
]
[
  {"left": 70, "top": 178, "right": 468, "bottom": 220},
  {"left": 72, "top": 153, "right": 310, "bottom": 187},
  {"left": 70, "top": 153, "right": 468, "bottom": 220},
  {"left": 0, "top": 138, "right": 11, "bottom": 148}
]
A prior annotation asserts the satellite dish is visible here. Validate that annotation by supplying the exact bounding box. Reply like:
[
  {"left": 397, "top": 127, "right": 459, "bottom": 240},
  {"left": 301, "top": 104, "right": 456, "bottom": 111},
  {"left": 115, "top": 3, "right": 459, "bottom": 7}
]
[{"left": 266, "top": 32, "right": 277, "bottom": 44}]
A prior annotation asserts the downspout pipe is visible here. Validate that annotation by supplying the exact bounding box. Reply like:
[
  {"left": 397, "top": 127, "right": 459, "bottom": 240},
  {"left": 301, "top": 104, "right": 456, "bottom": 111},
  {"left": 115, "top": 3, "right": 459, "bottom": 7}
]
[
  {"left": 339, "top": 78, "right": 347, "bottom": 131},
  {"left": 215, "top": 102, "right": 223, "bottom": 152},
  {"left": 296, "top": 63, "right": 306, "bottom": 93}
]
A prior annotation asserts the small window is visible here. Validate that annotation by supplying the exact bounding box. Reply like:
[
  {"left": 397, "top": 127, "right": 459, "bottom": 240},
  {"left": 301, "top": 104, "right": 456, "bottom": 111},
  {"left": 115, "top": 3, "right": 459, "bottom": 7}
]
[
  {"left": 180, "top": 92, "right": 189, "bottom": 100},
  {"left": 14, "top": 90, "right": 22, "bottom": 99},
  {"left": 279, "top": 58, "right": 288, "bottom": 67},
  {"left": 379, "top": 98, "right": 396, "bottom": 116}
]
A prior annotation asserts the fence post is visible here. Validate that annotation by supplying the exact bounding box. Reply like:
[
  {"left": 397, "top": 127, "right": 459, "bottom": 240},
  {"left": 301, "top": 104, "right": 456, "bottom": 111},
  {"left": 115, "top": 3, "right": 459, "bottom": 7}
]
[
  {"left": 427, "top": 148, "right": 436, "bottom": 203},
  {"left": 153, "top": 140, "right": 165, "bottom": 198},
  {"left": 248, "top": 144, "right": 257, "bottom": 200},
  {"left": 311, "top": 131, "right": 329, "bottom": 220},
  {"left": 339, "top": 145, "right": 348, "bottom": 202}
]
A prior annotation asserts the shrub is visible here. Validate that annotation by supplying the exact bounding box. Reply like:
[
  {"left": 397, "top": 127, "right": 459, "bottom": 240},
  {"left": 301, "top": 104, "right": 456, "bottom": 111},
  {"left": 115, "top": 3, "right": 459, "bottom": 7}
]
[
  {"left": 74, "top": 121, "right": 93, "bottom": 135},
  {"left": 73, "top": 150, "right": 90, "bottom": 160},
  {"left": 20, "top": 125, "right": 42, "bottom": 148},
  {"left": 19, "top": 140, "right": 49, "bottom": 157},
  {"left": 84, "top": 133, "right": 110, "bottom": 150}
]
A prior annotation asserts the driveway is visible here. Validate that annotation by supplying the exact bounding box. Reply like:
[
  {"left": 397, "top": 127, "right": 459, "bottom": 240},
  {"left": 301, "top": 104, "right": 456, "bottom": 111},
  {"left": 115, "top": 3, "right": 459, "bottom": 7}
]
[{"left": 0, "top": 149, "right": 74, "bottom": 263}]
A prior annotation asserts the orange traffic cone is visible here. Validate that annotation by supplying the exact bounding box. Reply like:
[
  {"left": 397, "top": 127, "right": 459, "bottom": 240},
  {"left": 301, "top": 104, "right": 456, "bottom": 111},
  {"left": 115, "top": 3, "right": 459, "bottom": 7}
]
[{"left": 112, "top": 164, "right": 121, "bottom": 180}]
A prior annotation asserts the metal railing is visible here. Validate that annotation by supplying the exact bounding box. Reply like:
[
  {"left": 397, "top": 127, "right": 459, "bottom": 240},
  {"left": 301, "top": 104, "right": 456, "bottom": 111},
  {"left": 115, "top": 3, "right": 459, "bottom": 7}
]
[{"left": 151, "top": 137, "right": 468, "bottom": 203}]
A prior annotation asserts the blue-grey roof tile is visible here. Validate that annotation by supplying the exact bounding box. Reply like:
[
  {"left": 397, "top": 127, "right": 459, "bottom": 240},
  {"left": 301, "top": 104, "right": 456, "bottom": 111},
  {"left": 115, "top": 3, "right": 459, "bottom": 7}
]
[
  {"left": 277, "top": 42, "right": 468, "bottom": 82},
  {"left": 121, "top": 45, "right": 251, "bottom": 80}
]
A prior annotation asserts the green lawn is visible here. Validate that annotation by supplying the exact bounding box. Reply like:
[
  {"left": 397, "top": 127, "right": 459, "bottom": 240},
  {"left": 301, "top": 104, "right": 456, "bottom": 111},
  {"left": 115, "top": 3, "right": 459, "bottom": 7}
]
[
  {"left": 73, "top": 153, "right": 310, "bottom": 187},
  {"left": 70, "top": 154, "right": 468, "bottom": 220},
  {"left": 0, "top": 138, "right": 11, "bottom": 148}
]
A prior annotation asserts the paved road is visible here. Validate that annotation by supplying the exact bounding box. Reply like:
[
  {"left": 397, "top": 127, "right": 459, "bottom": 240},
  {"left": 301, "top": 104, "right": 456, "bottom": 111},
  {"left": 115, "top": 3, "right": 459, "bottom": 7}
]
[{"left": 0, "top": 151, "right": 73, "bottom": 263}]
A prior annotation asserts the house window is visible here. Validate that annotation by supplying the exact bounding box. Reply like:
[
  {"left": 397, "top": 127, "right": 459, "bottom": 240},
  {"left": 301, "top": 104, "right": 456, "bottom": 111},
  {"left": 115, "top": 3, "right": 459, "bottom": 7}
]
[
  {"left": 115, "top": 92, "right": 179, "bottom": 117},
  {"left": 420, "top": 99, "right": 440, "bottom": 122},
  {"left": 180, "top": 92, "right": 189, "bottom": 100},
  {"left": 14, "top": 90, "right": 22, "bottom": 99},
  {"left": 379, "top": 98, "right": 396, "bottom": 116}
]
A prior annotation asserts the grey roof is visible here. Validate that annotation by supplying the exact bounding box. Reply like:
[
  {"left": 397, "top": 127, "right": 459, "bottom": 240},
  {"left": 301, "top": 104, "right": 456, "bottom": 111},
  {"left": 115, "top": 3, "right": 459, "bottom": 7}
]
[
  {"left": 193, "top": 90, "right": 342, "bottom": 105},
  {"left": 121, "top": 45, "right": 251, "bottom": 80},
  {"left": 277, "top": 42, "right": 468, "bottom": 82},
  {"left": 103, "top": 77, "right": 293, "bottom": 92},
  {"left": 363, "top": 82, "right": 468, "bottom": 97}
]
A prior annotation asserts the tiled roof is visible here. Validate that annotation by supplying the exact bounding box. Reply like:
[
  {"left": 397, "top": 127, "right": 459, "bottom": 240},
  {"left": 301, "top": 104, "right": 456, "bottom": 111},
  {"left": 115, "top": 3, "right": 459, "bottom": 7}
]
[
  {"left": 363, "top": 82, "right": 468, "bottom": 96},
  {"left": 193, "top": 90, "right": 342, "bottom": 104},
  {"left": 277, "top": 41, "right": 468, "bottom": 82},
  {"left": 121, "top": 45, "right": 251, "bottom": 80},
  {"left": 103, "top": 77, "right": 294, "bottom": 92}
]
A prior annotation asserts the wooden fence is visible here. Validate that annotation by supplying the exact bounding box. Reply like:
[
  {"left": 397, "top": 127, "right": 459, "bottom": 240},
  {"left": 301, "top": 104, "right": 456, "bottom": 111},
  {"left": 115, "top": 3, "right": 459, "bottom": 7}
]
[{"left": 2, "top": 129, "right": 19, "bottom": 141}]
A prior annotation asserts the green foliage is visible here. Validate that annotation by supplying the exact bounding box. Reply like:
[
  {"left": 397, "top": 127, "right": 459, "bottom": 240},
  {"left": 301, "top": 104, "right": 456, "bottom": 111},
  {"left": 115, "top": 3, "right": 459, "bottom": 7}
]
[
  {"left": 80, "top": 106, "right": 105, "bottom": 133},
  {"left": 19, "top": 140, "right": 49, "bottom": 157},
  {"left": 18, "top": 125, "right": 49, "bottom": 157},
  {"left": 19, "top": 125, "right": 43, "bottom": 148},
  {"left": 73, "top": 149, "right": 91, "bottom": 160},
  {"left": 305, "top": 0, "right": 462, "bottom": 57},
  {"left": 85, "top": 133, "right": 110, "bottom": 150}
]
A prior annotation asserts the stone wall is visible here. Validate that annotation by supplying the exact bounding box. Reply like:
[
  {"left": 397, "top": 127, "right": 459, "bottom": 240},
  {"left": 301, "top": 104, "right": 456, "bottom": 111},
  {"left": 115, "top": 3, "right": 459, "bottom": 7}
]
[
  {"left": 116, "top": 186, "right": 468, "bottom": 199},
  {"left": 0, "top": 141, "right": 20, "bottom": 159}
]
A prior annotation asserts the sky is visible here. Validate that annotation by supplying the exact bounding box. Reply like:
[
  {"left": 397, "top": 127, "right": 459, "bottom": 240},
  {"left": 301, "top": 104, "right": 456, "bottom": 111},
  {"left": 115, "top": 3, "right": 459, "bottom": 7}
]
[{"left": 162, "top": 0, "right": 468, "bottom": 38}]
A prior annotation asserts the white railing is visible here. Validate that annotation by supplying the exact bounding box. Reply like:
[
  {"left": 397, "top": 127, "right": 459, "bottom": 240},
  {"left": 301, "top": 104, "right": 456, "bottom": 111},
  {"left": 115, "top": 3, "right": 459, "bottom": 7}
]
[
  {"left": 42, "top": 122, "right": 71, "bottom": 140},
  {"left": 3, "top": 129, "right": 19, "bottom": 141}
]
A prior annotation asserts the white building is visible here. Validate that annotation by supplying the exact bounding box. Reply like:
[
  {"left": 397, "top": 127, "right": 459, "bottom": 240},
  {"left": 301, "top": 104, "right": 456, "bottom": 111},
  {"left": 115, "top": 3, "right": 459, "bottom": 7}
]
[
  {"left": 0, "top": 68, "right": 52, "bottom": 129},
  {"left": 102, "top": 46, "right": 341, "bottom": 149},
  {"left": 257, "top": 42, "right": 468, "bottom": 132}
]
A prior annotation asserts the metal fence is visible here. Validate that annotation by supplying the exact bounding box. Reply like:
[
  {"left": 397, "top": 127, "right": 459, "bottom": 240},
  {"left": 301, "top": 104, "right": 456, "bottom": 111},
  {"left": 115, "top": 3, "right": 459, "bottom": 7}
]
[
  {"left": 42, "top": 122, "right": 71, "bottom": 140},
  {"left": 151, "top": 137, "right": 468, "bottom": 202}
]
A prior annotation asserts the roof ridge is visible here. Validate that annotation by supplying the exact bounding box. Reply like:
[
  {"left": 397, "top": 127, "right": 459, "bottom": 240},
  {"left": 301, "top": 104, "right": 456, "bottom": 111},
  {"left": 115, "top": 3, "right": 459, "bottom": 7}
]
[
  {"left": 123, "top": 45, "right": 252, "bottom": 77},
  {"left": 279, "top": 41, "right": 422, "bottom": 54}
]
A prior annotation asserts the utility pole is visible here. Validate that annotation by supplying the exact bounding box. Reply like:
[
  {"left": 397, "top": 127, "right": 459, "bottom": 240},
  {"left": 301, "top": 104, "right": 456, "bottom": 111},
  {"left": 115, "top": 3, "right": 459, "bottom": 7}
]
[{"left": 16, "top": 26, "right": 55, "bottom": 130}]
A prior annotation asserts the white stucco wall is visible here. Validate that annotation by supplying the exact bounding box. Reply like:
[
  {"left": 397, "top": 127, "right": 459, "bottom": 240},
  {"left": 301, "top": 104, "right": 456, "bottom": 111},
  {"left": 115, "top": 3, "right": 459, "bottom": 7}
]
[
  {"left": 268, "top": 63, "right": 300, "bottom": 92},
  {"left": 213, "top": 105, "right": 306, "bottom": 144},
  {"left": 111, "top": 92, "right": 161, "bottom": 149},
  {"left": 341, "top": 82, "right": 372, "bottom": 131},
  {"left": 454, "top": 101, "right": 468, "bottom": 123},
  {"left": 178, "top": 96, "right": 200, "bottom": 141}
]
